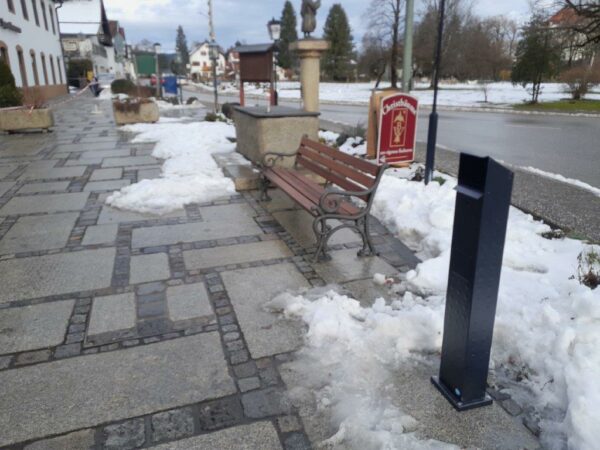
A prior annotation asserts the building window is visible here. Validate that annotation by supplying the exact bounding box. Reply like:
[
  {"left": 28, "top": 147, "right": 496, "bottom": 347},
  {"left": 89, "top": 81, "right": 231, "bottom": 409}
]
[
  {"left": 20, "top": 0, "right": 28, "bottom": 19},
  {"left": 17, "top": 46, "right": 27, "bottom": 87},
  {"left": 57, "top": 56, "right": 63, "bottom": 83},
  {"left": 0, "top": 42, "right": 9, "bottom": 66},
  {"left": 31, "top": 0, "right": 39, "bottom": 26},
  {"left": 48, "top": 4, "right": 55, "bottom": 34},
  {"left": 40, "top": 1, "right": 48, "bottom": 30},
  {"left": 40, "top": 52, "right": 48, "bottom": 85},
  {"left": 7, "top": 0, "right": 15, "bottom": 13},
  {"left": 30, "top": 50, "right": 39, "bottom": 85},
  {"left": 49, "top": 55, "right": 56, "bottom": 84}
]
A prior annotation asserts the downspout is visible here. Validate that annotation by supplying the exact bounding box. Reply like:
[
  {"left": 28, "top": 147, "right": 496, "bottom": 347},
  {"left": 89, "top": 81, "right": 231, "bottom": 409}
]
[{"left": 54, "top": 0, "right": 69, "bottom": 93}]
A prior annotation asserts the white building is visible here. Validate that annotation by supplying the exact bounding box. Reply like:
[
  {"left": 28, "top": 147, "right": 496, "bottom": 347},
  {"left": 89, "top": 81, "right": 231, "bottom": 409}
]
[
  {"left": 189, "top": 41, "right": 225, "bottom": 82},
  {"left": 0, "top": 0, "right": 68, "bottom": 100},
  {"left": 58, "top": 0, "right": 121, "bottom": 77}
]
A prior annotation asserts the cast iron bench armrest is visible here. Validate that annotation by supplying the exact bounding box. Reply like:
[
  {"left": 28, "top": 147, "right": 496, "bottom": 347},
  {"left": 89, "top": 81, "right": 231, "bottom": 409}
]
[
  {"left": 317, "top": 187, "right": 373, "bottom": 215},
  {"left": 259, "top": 151, "right": 298, "bottom": 169}
]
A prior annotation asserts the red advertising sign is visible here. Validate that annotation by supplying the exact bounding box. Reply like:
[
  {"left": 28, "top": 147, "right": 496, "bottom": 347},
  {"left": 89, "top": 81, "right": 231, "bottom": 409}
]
[{"left": 376, "top": 93, "right": 419, "bottom": 165}]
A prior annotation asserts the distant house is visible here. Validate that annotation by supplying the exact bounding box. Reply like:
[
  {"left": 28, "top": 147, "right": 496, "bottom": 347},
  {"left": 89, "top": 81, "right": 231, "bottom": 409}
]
[
  {"left": 0, "top": 0, "right": 68, "bottom": 100},
  {"left": 58, "top": 0, "right": 122, "bottom": 77},
  {"left": 549, "top": 7, "right": 597, "bottom": 66},
  {"left": 189, "top": 41, "right": 226, "bottom": 82},
  {"left": 107, "top": 20, "right": 128, "bottom": 77}
]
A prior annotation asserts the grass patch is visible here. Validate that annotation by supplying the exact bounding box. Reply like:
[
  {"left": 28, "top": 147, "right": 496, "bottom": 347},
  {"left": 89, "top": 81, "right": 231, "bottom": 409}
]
[{"left": 513, "top": 99, "right": 600, "bottom": 113}]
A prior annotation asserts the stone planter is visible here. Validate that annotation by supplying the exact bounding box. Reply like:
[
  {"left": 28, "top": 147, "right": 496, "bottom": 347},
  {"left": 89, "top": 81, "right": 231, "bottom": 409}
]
[
  {"left": 113, "top": 100, "right": 159, "bottom": 126},
  {"left": 0, "top": 108, "right": 54, "bottom": 132}
]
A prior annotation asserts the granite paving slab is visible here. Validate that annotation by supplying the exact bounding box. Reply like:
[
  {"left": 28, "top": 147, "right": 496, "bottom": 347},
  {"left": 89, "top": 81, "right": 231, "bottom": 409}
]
[
  {"left": 90, "top": 168, "right": 123, "bottom": 181},
  {"left": 97, "top": 205, "right": 185, "bottom": 225},
  {"left": 23, "top": 430, "right": 95, "bottom": 450},
  {"left": 130, "top": 253, "right": 171, "bottom": 284},
  {"left": 0, "top": 181, "right": 15, "bottom": 197},
  {"left": 312, "top": 248, "right": 398, "bottom": 284},
  {"left": 131, "top": 204, "right": 261, "bottom": 248},
  {"left": 88, "top": 293, "right": 136, "bottom": 337},
  {"left": 148, "top": 421, "right": 282, "bottom": 450},
  {"left": 0, "top": 193, "right": 89, "bottom": 216},
  {"left": 17, "top": 181, "right": 70, "bottom": 194},
  {"left": 64, "top": 158, "right": 104, "bottom": 166},
  {"left": 0, "top": 165, "right": 18, "bottom": 179},
  {"left": 83, "top": 179, "right": 130, "bottom": 192},
  {"left": 81, "top": 224, "right": 118, "bottom": 246},
  {"left": 221, "top": 263, "right": 309, "bottom": 359},
  {"left": 0, "top": 300, "right": 74, "bottom": 354},
  {"left": 102, "top": 156, "right": 158, "bottom": 168},
  {"left": 166, "top": 283, "right": 214, "bottom": 322},
  {"left": 0, "top": 213, "right": 79, "bottom": 254},
  {"left": 138, "top": 168, "right": 162, "bottom": 181},
  {"left": 183, "top": 240, "right": 293, "bottom": 270},
  {"left": 0, "top": 333, "right": 236, "bottom": 447},
  {"left": 0, "top": 248, "right": 115, "bottom": 303},
  {"left": 19, "top": 167, "right": 86, "bottom": 181}
]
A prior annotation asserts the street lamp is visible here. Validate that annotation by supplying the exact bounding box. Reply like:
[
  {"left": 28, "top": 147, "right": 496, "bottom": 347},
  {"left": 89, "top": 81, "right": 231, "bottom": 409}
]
[
  {"left": 154, "top": 42, "right": 162, "bottom": 98},
  {"left": 209, "top": 41, "right": 219, "bottom": 113},
  {"left": 424, "top": 0, "right": 446, "bottom": 185},
  {"left": 267, "top": 17, "right": 281, "bottom": 109}
]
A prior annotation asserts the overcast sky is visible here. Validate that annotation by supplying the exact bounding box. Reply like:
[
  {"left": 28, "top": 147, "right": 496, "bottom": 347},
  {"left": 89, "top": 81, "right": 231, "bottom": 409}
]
[{"left": 103, "top": 0, "right": 533, "bottom": 53}]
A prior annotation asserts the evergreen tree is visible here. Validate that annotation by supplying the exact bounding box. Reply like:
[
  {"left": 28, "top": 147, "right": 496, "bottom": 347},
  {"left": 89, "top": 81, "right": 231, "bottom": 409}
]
[
  {"left": 323, "top": 4, "right": 355, "bottom": 81},
  {"left": 278, "top": 1, "right": 298, "bottom": 70},
  {"left": 512, "top": 15, "right": 561, "bottom": 103},
  {"left": 175, "top": 25, "right": 190, "bottom": 74},
  {"left": 0, "top": 61, "right": 22, "bottom": 108}
]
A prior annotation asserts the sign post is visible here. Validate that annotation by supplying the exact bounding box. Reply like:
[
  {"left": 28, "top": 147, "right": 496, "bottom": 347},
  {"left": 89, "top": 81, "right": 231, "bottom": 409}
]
[{"left": 376, "top": 93, "right": 418, "bottom": 166}]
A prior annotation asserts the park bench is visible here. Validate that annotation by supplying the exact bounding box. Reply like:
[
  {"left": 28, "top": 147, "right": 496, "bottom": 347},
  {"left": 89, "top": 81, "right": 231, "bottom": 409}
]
[{"left": 258, "top": 136, "right": 388, "bottom": 261}]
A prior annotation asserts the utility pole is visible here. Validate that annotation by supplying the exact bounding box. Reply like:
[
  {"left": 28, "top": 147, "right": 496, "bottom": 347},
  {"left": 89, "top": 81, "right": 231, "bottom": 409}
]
[
  {"left": 402, "top": 0, "right": 415, "bottom": 92},
  {"left": 208, "top": 0, "right": 219, "bottom": 113}
]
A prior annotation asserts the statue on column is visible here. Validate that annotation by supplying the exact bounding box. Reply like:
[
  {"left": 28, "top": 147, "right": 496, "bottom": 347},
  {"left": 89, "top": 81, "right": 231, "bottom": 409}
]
[{"left": 301, "top": 0, "right": 321, "bottom": 38}]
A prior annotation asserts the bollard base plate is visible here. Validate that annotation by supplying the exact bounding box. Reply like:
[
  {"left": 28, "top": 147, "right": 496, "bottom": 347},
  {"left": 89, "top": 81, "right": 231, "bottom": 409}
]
[{"left": 431, "top": 376, "right": 493, "bottom": 411}]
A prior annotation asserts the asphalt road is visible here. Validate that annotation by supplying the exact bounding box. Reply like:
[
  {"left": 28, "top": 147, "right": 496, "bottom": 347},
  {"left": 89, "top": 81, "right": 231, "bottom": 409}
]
[{"left": 183, "top": 86, "right": 600, "bottom": 188}]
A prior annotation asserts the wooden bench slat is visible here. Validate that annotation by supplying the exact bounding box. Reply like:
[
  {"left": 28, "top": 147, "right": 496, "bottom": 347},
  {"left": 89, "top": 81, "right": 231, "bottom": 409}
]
[
  {"left": 296, "top": 155, "right": 370, "bottom": 202},
  {"left": 301, "top": 136, "right": 380, "bottom": 176},
  {"left": 299, "top": 145, "right": 376, "bottom": 189},
  {"left": 267, "top": 168, "right": 361, "bottom": 216},
  {"left": 281, "top": 169, "right": 361, "bottom": 216},
  {"left": 263, "top": 169, "right": 320, "bottom": 214}
]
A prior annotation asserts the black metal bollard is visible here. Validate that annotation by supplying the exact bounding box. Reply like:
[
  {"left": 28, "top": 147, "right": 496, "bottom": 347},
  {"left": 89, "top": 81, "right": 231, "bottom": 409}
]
[{"left": 431, "top": 153, "right": 514, "bottom": 411}]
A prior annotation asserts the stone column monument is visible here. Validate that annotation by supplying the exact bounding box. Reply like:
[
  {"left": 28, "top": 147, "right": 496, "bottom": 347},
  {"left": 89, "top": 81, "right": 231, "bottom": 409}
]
[{"left": 290, "top": 0, "right": 329, "bottom": 113}]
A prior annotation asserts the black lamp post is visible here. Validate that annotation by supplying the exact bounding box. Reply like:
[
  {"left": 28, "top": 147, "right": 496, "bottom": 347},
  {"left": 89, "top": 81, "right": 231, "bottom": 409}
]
[
  {"left": 267, "top": 17, "right": 281, "bottom": 108},
  {"left": 424, "top": 0, "right": 446, "bottom": 185}
]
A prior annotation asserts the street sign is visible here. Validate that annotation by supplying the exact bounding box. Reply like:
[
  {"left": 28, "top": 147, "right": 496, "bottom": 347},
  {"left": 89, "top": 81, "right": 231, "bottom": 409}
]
[
  {"left": 163, "top": 76, "right": 178, "bottom": 95},
  {"left": 376, "top": 93, "right": 418, "bottom": 165}
]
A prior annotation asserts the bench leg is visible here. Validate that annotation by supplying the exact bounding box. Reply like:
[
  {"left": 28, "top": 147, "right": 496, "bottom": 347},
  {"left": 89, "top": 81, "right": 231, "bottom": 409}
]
[
  {"left": 259, "top": 175, "right": 271, "bottom": 201},
  {"left": 356, "top": 216, "right": 378, "bottom": 257},
  {"left": 313, "top": 216, "right": 332, "bottom": 262}
]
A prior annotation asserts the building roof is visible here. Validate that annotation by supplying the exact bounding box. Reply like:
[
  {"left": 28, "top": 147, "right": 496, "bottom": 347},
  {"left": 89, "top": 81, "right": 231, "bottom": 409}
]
[
  {"left": 58, "top": 0, "right": 112, "bottom": 44},
  {"left": 549, "top": 7, "right": 584, "bottom": 27}
]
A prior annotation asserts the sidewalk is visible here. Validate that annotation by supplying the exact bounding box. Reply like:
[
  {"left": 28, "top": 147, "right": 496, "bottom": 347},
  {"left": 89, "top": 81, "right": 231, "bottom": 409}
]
[{"left": 0, "top": 94, "right": 537, "bottom": 449}]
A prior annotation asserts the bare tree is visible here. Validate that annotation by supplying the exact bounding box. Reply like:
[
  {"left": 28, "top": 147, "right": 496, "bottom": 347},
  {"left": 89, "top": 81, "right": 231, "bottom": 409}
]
[
  {"left": 358, "top": 33, "right": 389, "bottom": 87},
  {"left": 367, "top": 0, "right": 405, "bottom": 88},
  {"left": 564, "top": 0, "right": 600, "bottom": 45}
]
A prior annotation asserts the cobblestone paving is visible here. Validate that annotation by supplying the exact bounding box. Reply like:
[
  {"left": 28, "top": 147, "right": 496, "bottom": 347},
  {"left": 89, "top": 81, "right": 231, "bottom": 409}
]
[{"left": 0, "top": 95, "right": 536, "bottom": 449}]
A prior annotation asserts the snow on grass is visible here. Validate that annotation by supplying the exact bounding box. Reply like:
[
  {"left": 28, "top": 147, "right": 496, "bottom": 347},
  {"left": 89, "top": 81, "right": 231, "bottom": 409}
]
[
  {"left": 318, "top": 130, "right": 367, "bottom": 156},
  {"left": 268, "top": 171, "right": 599, "bottom": 449},
  {"left": 521, "top": 166, "right": 600, "bottom": 196},
  {"left": 106, "top": 120, "right": 236, "bottom": 214},
  {"left": 196, "top": 81, "right": 600, "bottom": 108}
]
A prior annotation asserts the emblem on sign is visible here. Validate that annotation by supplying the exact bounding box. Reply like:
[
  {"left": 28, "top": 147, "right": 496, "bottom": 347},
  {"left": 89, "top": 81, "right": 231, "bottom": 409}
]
[{"left": 377, "top": 93, "right": 419, "bottom": 165}]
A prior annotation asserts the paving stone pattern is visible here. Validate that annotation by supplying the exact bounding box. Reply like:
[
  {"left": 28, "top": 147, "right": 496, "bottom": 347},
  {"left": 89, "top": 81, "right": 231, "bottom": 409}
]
[{"left": 0, "top": 94, "right": 535, "bottom": 449}]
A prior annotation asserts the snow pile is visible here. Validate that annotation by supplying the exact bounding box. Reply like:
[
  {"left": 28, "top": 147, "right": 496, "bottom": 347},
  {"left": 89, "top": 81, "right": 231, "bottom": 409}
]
[
  {"left": 318, "top": 130, "right": 367, "bottom": 156},
  {"left": 155, "top": 99, "right": 203, "bottom": 110},
  {"left": 266, "top": 290, "right": 456, "bottom": 450},
  {"left": 268, "top": 172, "right": 600, "bottom": 449},
  {"left": 107, "top": 120, "right": 236, "bottom": 214}
]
